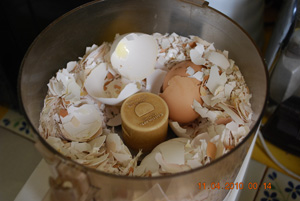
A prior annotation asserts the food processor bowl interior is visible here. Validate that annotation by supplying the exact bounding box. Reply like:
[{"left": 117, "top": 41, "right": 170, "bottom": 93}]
[{"left": 19, "top": 0, "right": 268, "bottom": 200}]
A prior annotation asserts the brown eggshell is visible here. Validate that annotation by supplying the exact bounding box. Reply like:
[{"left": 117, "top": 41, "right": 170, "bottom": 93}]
[
  {"left": 160, "top": 75, "right": 201, "bottom": 123},
  {"left": 162, "top": 60, "right": 203, "bottom": 91}
]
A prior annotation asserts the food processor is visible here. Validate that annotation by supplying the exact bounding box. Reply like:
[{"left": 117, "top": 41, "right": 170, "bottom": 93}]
[{"left": 19, "top": 0, "right": 268, "bottom": 200}]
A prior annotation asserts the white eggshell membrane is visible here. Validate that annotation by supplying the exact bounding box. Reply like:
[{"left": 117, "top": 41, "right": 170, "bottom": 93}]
[{"left": 110, "top": 33, "right": 158, "bottom": 81}]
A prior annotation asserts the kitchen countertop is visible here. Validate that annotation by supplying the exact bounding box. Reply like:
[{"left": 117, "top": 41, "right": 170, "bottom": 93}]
[{"left": 0, "top": 126, "right": 41, "bottom": 201}]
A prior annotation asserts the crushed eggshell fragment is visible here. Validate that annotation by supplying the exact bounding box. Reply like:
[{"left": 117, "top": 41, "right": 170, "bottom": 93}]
[
  {"left": 84, "top": 62, "right": 141, "bottom": 105},
  {"left": 59, "top": 104, "right": 103, "bottom": 142},
  {"left": 206, "top": 65, "right": 227, "bottom": 95},
  {"left": 169, "top": 121, "right": 193, "bottom": 138},
  {"left": 84, "top": 63, "right": 108, "bottom": 98},
  {"left": 206, "top": 51, "right": 230, "bottom": 70},
  {"left": 206, "top": 142, "right": 217, "bottom": 159},
  {"left": 146, "top": 69, "right": 167, "bottom": 94}
]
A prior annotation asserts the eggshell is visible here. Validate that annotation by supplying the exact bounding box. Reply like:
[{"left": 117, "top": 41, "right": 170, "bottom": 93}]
[
  {"left": 155, "top": 153, "right": 190, "bottom": 173},
  {"left": 89, "top": 135, "right": 106, "bottom": 151},
  {"left": 206, "top": 142, "right": 217, "bottom": 159},
  {"left": 84, "top": 63, "right": 108, "bottom": 98},
  {"left": 60, "top": 104, "right": 103, "bottom": 142},
  {"left": 159, "top": 140, "right": 185, "bottom": 165},
  {"left": 98, "top": 82, "right": 140, "bottom": 105},
  {"left": 110, "top": 33, "right": 158, "bottom": 81},
  {"left": 190, "top": 43, "right": 206, "bottom": 65},
  {"left": 215, "top": 117, "right": 232, "bottom": 125},
  {"left": 160, "top": 76, "right": 201, "bottom": 123},
  {"left": 206, "top": 65, "right": 227, "bottom": 95},
  {"left": 146, "top": 69, "right": 167, "bottom": 94},
  {"left": 169, "top": 121, "right": 193, "bottom": 138},
  {"left": 218, "top": 103, "right": 244, "bottom": 125},
  {"left": 48, "top": 69, "right": 81, "bottom": 103},
  {"left": 136, "top": 138, "right": 189, "bottom": 175},
  {"left": 84, "top": 62, "right": 141, "bottom": 105},
  {"left": 206, "top": 51, "right": 230, "bottom": 70},
  {"left": 162, "top": 61, "right": 203, "bottom": 90},
  {"left": 193, "top": 100, "right": 221, "bottom": 122}
]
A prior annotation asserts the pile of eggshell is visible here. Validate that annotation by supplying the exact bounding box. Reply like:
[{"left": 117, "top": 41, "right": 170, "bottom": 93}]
[{"left": 39, "top": 32, "right": 253, "bottom": 176}]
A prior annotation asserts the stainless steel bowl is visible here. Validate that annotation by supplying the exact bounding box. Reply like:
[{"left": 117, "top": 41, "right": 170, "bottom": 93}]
[{"left": 19, "top": 0, "right": 268, "bottom": 200}]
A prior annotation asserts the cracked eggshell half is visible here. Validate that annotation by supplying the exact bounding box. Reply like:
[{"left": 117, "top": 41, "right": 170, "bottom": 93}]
[
  {"left": 134, "top": 138, "right": 189, "bottom": 175},
  {"left": 84, "top": 62, "right": 141, "bottom": 105},
  {"left": 110, "top": 33, "right": 158, "bottom": 81}
]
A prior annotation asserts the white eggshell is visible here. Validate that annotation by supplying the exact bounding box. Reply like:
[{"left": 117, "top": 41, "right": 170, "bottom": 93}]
[
  {"left": 201, "top": 95, "right": 213, "bottom": 106},
  {"left": 187, "top": 159, "right": 202, "bottom": 169},
  {"left": 64, "top": 80, "right": 81, "bottom": 102},
  {"left": 89, "top": 135, "right": 106, "bottom": 150},
  {"left": 84, "top": 63, "right": 108, "bottom": 98},
  {"left": 106, "top": 114, "right": 122, "bottom": 126},
  {"left": 66, "top": 61, "right": 77, "bottom": 72},
  {"left": 159, "top": 140, "right": 185, "bottom": 165},
  {"left": 161, "top": 38, "right": 171, "bottom": 49},
  {"left": 192, "top": 100, "right": 220, "bottom": 122},
  {"left": 224, "top": 82, "right": 236, "bottom": 98},
  {"left": 206, "top": 51, "right": 230, "bottom": 70},
  {"left": 71, "top": 141, "right": 92, "bottom": 153},
  {"left": 192, "top": 132, "right": 210, "bottom": 142},
  {"left": 218, "top": 103, "right": 244, "bottom": 125},
  {"left": 111, "top": 152, "right": 131, "bottom": 165},
  {"left": 190, "top": 49, "right": 206, "bottom": 65},
  {"left": 155, "top": 152, "right": 189, "bottom": 173},
  {"left": 169, "top": 121, "right": 193, "bottom": 138},
  {"left": 48, "top": 78, "right": 65, "bottom": 96},
  {"left": 60, "top": 104, "right": 103, "bottom": 142},
  {"left": 138, "top": 138, "right": 189, "bottom": 174},
  {"left": 84, "top": 62, "right": 141, "bottom": 105},
  {"left": 226, "top": 121, "right": 239, "bottom": 132},
  {"left": 206, "top": 65, "right": 227, "bottom": 95},
  {"left": 83, "top": 153, "right": 109, "bottom": 166},
  {"left": 106, "top": 133, "right": 122, "bottom": 153},
  {"left": 46, "top": 136, "right": 64, "bottom": 150},
  {"left": 84, "top": 43, "right": 111, "bottom": 69},
  {"left": 186, "top": 66, "right": 195, "bottom": 76},
  {"left": 187, "top": 67, "right": 204, "bottom": 82},
  {"left": 110, "top": 33, "right": 158, "bottom": 81},
  {"left": 48, "top": 69, "right": 81, "bottom": 103},
  {"left": 146, "top": 69, "right": 167, "bottom": 94},
  {"left": 97, "top": 82, "right": 140, "bottom": 105}
]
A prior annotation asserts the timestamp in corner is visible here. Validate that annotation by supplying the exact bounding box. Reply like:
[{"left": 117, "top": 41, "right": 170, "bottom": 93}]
[{"left": 198, "top": 182, "right": 272, "bottom": 190}]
